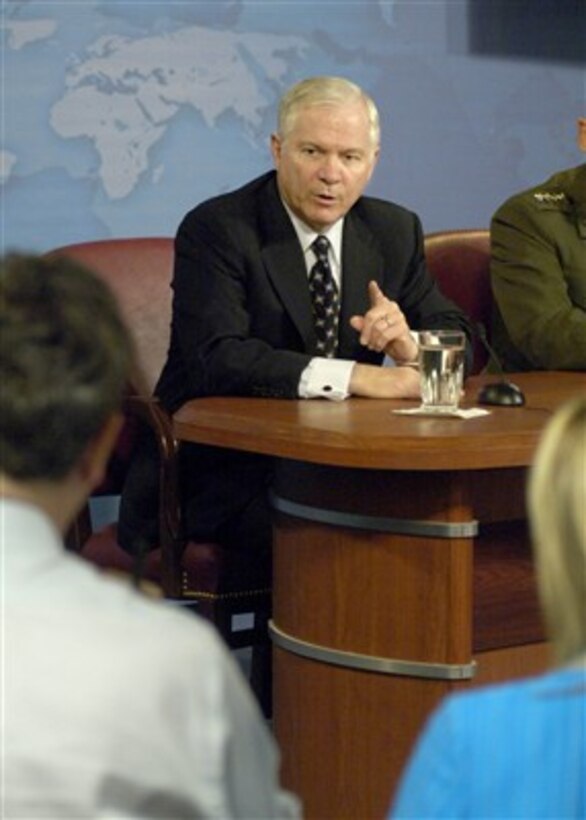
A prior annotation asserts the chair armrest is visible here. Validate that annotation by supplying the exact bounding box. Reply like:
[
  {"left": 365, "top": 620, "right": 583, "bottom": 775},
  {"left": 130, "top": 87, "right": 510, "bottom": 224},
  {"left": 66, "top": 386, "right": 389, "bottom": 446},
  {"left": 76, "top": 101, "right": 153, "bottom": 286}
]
[{"left": 123, "top": 393, "right": 184, "bottom": 596}]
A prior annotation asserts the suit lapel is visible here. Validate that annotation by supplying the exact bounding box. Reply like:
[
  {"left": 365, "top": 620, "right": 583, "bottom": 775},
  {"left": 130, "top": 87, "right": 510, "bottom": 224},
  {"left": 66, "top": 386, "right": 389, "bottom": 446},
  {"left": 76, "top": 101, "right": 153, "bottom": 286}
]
[
  {"left": 256, "top": 181, "right": 385, "bottom": 356},
  {"left": 259, "top": 180, "right": 316, "bottom": 350},
  {"left": 338, "top": 213, "right": 384, "bottom": 354}
]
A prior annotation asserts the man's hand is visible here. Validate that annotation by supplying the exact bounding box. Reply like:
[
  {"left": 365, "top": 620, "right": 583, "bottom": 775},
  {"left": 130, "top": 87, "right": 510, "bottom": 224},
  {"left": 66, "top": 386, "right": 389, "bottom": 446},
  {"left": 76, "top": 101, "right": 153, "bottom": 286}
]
[
  {"left": 350, "top": 280, "right": 418, "bottom": 364},
  {"left": 349, "top": 362, "right": 420, "bottom": 399}
]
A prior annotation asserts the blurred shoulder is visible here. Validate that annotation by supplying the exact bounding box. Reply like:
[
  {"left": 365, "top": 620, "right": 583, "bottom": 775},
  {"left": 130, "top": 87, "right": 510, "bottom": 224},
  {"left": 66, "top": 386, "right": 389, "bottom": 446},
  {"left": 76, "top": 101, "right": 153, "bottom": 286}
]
[
  {"left": 438, "top": 665, "right": 585, "bottom": 724},
  {"left": 68, "top": 559, "right": 227, "bottom": 665}
]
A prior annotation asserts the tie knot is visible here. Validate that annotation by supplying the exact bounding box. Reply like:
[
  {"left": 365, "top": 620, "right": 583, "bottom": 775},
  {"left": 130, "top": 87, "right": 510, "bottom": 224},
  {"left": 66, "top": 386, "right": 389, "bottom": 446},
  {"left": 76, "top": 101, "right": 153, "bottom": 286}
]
[{"left": 312, "top": 235, "right": 330, "bottom": 263}]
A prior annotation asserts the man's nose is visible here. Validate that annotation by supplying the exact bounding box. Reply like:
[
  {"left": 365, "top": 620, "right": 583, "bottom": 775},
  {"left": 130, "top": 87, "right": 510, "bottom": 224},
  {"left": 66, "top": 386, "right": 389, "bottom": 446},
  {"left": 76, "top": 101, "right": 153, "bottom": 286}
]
[{"left": 317, "top": 155, "right": 342, "bottom": 183}]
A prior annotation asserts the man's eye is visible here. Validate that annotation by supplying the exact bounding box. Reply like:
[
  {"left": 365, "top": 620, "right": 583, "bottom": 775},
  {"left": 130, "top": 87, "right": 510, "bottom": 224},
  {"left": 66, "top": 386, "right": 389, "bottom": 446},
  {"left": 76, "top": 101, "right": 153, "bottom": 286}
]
[{"left": 302, "top": 147, "right": 317, "bottom": 156}]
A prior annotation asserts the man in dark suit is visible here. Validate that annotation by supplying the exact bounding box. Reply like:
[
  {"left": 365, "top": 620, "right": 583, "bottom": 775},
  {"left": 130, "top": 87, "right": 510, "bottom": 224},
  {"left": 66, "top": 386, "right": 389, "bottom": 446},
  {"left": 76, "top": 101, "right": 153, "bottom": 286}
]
[{"left": 119, "top": 76, "right": 472, "bottom": 555}]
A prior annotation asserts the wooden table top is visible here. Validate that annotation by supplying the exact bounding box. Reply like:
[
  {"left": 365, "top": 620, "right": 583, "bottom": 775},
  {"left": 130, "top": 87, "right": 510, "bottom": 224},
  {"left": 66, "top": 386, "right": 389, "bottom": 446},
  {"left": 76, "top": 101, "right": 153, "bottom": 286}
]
[{"left": 172, "top": 371, "right": 586, "bottom": 471}]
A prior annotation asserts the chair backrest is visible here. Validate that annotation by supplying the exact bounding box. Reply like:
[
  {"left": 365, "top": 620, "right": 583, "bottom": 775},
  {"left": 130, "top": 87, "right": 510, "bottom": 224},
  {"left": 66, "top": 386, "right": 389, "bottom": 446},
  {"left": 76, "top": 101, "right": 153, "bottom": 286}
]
[
  {"left": 48, "top": 237, "right": 174, "bottom": 393},
  {"left": 424, "top": 229, "right": 491, "bottom": 374},
  {"left": 47, "top": 238, "right": 175, "bottom": 499}
]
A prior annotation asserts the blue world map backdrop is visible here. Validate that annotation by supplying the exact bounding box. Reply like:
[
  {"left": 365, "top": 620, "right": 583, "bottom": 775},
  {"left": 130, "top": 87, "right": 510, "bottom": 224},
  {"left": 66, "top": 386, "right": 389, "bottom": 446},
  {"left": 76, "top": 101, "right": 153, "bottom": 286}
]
[{"left": 2, "top": 1, "right": 584, "bottom": 254}]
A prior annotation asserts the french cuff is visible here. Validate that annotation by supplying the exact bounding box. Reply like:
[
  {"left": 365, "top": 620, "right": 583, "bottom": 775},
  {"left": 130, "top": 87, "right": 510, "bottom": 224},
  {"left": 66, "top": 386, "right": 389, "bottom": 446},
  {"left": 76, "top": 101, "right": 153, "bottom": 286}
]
[{"left": 298, "top": 357, "right": 353, "bottom": 401}]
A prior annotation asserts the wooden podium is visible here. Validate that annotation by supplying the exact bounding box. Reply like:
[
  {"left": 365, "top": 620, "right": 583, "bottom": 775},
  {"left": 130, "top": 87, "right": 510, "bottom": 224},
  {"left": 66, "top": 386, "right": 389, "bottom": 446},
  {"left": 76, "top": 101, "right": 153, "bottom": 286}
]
[{"left": 174, "top": 371, "right": 585, "bottom": 820}]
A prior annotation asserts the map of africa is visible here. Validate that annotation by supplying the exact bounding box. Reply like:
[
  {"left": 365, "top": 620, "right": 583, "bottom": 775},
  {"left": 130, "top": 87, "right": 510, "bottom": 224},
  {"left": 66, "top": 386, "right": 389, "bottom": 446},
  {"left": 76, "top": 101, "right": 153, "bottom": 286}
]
[
  {"left": 2, "top": 2, "right": 397, "bottom": 251},
  {"left": 2, "top": 1, "right": 581, "bottom": 253}
]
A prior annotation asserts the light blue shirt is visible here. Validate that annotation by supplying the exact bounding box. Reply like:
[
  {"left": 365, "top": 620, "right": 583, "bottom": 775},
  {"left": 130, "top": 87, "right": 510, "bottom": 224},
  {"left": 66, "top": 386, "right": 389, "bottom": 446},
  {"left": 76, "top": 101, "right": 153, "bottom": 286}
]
[{"left": 390, "top": 666, "right": 586, "bottom": 818}]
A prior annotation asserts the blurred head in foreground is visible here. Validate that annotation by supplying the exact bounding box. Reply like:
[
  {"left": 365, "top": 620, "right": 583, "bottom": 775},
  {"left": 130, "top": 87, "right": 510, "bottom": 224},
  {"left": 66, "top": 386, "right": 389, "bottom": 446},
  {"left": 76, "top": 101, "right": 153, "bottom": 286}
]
[
  {"left": 0, "top": 253, "right": 132, "bottom": 529},
  {"left": 528, "top": 396, "right": 586, "bottom": 665}
]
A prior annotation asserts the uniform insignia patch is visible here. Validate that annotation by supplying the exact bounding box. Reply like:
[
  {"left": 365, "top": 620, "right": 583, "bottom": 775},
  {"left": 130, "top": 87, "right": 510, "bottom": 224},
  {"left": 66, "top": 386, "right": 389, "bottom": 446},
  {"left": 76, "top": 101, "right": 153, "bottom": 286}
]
[{"left": 533, "top": 192, "right": 566, "bottom": 203}]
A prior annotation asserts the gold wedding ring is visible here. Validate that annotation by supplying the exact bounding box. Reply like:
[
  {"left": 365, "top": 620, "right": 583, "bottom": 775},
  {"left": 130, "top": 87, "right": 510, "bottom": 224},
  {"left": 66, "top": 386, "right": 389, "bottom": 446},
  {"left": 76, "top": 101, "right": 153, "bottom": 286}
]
[{"left": 377, "top": 314, "right": 393, "bottom": 328}]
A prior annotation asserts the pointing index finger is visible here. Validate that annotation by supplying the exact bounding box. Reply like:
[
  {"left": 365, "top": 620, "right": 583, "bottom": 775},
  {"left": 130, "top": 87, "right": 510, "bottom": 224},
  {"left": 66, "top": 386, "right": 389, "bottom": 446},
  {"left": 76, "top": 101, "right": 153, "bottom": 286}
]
[{"left": 368, "top": 280, "right": 386, "bottom": 305}]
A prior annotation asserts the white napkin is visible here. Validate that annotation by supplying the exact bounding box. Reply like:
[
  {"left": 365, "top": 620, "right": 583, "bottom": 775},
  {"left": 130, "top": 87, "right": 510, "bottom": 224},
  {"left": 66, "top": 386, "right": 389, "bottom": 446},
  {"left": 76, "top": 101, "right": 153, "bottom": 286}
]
[{"left": 392, "top": 406, "right": 490, "bottom": 419}]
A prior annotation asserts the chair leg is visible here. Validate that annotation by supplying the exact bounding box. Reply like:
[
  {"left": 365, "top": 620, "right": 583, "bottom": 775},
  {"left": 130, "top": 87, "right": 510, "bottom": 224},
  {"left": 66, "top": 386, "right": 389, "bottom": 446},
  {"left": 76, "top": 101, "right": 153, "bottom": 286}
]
[{"left": 250, "top": 638, "right": 272, "bottom": 719}]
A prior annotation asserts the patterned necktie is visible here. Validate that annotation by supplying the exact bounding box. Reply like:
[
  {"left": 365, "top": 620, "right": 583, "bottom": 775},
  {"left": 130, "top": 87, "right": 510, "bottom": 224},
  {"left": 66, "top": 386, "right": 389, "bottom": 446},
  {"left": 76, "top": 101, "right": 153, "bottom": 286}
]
[{"left": 309, "top": 235, "right": 340, "bottom": 358}]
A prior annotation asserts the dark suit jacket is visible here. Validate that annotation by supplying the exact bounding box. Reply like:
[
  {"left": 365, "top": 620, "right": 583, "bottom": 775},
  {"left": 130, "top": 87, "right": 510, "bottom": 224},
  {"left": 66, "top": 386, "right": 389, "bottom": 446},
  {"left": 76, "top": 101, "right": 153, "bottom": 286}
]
[
  {"left": 157, "top": 171, "right": 471, "bottom": 411},
  {"left": 119, "top": 172, "right": 472, "bottom": 551}
]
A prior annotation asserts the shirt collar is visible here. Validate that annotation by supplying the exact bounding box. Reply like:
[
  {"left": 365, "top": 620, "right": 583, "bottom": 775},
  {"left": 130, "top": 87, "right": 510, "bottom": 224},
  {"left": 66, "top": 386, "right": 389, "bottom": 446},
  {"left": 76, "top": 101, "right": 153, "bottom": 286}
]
[{"left": 281, "top": 201, "right": 344, "bottom": 268}]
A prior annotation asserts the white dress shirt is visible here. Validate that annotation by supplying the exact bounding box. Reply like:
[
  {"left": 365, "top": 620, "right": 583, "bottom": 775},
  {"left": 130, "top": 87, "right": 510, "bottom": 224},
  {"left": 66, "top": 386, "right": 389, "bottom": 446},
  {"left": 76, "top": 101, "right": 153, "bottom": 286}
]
[
  {"left": 284, "top": 206, "right": 355, "bottom": 401},
  {"left": 2, "top": 499, "right": 300, "bottom": 819}
]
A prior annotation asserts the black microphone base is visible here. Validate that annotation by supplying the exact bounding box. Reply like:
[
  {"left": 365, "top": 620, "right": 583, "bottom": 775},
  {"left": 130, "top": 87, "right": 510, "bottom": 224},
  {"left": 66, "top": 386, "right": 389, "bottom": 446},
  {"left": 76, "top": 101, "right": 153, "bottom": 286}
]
[{"left": 477, "top": 381, "right": 526, "bottom": 407}]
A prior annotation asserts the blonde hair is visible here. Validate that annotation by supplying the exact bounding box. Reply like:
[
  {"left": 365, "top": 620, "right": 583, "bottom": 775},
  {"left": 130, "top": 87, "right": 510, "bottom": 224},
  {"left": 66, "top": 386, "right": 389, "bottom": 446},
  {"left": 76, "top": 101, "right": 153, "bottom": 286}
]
[
  {"left": 277, "top": 76, "right": 380, "bottom": 149},
  {"left": 528, "top": 397, "right": 586, "bottom": 664}
]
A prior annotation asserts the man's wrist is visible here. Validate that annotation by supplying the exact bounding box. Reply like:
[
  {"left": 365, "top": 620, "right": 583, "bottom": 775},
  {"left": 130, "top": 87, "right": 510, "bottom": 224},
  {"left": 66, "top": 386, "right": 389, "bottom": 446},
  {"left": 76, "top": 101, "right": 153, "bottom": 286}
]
[
  {"left": 349, "top": 362, "right": 420, "bottom": 398},
  {"left": 389, "top": 334, "right": 419, "bottom": 366}
]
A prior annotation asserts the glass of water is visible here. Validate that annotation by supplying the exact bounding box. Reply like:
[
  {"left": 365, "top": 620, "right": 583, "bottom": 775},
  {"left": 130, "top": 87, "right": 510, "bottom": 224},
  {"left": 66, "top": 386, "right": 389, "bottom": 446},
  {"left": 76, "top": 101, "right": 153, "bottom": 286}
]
[{"left": 417, "top": 330, "right": 465, "bottom": 413}]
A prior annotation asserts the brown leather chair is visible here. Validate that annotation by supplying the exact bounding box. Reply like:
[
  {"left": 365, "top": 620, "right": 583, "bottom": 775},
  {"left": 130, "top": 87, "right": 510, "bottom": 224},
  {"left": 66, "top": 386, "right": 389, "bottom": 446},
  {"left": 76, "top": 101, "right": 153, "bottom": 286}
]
[
  {"left": 424, "top": 229, "right": 492, "bottom": 374},
  {"left": 48, "top": 238, "right": 271, "bottom": 708},
  {"left": 423, "top": 231, "right": 541, "bottom": 653}
]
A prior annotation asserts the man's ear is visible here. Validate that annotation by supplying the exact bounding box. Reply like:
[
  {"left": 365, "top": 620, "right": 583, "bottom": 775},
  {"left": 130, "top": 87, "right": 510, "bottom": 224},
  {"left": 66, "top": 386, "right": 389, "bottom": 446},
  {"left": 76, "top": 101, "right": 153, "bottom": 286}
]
[
  {"left": 77, "top": 413, "right": 124, "bottom": 492},
  {"left": 367, "top": 146, "right": 380, "bottom": 181},
  {"left": 270, "top": 132, "right": 282, "bottom": 166}
]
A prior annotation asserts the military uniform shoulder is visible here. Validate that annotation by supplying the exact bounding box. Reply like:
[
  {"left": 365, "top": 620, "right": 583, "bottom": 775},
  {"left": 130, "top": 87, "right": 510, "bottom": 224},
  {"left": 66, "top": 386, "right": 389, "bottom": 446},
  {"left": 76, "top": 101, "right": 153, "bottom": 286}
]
[
  {"left": 497, "top": 165, "right": 584, "bottom": 216},
  {"left": 530, "top": 165, "right": 584, "bottom": 204}
]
